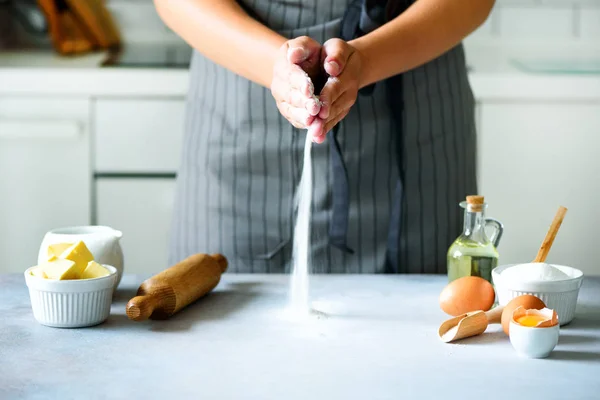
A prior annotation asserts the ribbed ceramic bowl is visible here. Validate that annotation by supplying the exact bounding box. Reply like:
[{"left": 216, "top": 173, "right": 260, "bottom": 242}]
[
  {"left": 24, "top": 265, "right": 117, "bottom": 328},
  {"left": 492, "top": 264, "right": 584, "bottom": 325}
]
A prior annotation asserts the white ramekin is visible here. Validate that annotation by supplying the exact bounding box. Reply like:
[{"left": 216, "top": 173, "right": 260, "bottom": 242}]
[
  {"left": 24, "top": 265, "right": 118, "bottom": 328},
  {"left": 492, "top": 264, "right": 584, "bottom": 325},
  {"left": 509, "top": 320, "right": 560, "bottom": 359}
]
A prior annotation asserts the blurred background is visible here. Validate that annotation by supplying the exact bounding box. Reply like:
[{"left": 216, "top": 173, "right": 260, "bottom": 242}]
[{"left": 0, "top": 0, "right": 599, "bottom": 275}]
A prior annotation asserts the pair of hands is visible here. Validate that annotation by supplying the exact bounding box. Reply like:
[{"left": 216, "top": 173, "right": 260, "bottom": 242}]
[{"left": 271, "top": 36, "right": 363, "bottom": 144}]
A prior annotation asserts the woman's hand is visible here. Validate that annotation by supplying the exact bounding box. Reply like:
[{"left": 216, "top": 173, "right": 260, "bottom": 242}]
[
  {"left": 309, "top": 39, "right": 364, "bottom": 144},
  {"left": 271, "top": 36, "right": 323, "bottom": 129}
]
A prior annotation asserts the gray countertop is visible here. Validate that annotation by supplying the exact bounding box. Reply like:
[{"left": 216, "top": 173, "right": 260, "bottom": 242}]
[{"left": 1, "top": 273, "right": 599, "bottom": 400}]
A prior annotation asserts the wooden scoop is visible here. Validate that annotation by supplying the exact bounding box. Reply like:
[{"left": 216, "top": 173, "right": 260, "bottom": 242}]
[
  {"left": 532, "top": 206, "right": 567, "bottom": 263},
  {"left": 439, "top": 305, "right": 504, "bottom": 343}
]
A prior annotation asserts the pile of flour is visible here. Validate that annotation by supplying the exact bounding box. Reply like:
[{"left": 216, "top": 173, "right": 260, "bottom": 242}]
[{"left": 501, "top": 263, "right": 571, "bottom": 282}]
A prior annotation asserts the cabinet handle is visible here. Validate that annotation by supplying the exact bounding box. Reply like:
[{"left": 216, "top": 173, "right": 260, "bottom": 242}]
[{"left": 0, "top": 120, "right": 81, "bottom": 139}]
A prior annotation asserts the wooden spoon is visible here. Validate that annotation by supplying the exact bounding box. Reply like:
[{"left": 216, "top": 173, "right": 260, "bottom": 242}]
[
  {"left": 439, "top": 305, "right": 504, "bottom": 343},
  {"left": 532, "top": 206, "right": 567, "bottom": 263}
]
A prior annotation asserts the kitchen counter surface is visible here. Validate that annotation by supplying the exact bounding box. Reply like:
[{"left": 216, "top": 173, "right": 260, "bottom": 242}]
[
  {"left": 1, "top": 43, "right": 600, "bottom": 100},
  {"left": 1, "top": 273, "right": 599, "bottom": 400}
]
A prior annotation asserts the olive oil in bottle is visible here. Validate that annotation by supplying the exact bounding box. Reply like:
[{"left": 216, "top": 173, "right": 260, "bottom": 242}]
[{"left": 447, "top": 195, "right": 503, "bottom": 283}]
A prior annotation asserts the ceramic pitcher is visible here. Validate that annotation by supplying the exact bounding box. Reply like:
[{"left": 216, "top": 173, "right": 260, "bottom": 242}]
[{"left": 38, "top": 225, "right": 124, "bottom": 287}]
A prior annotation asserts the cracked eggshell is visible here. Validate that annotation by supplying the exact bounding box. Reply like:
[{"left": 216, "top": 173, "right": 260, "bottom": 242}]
[
  {"left": 512, "top": 306, "right": 559, "bottom": 328},
  {"left": 501, "top": 294, "right": 546, "bottom": 335}
]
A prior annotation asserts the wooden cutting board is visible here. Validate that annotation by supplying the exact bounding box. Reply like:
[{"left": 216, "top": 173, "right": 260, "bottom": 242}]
[
  {"left": 64, "top": 0, "right": 120, "bottom": 49},
  {"left": 37, "top": 0, "right": 120, "bottom": 55}
]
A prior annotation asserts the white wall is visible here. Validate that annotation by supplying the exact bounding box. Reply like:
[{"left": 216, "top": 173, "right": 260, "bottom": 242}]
[
  {"left": 466, "top": 2, "right": 600, "bottom": 276},
  {"left": 105, "top": 0, "right": 600, "bottom": 41},
  {"left": 469, "top": 0, "right": 600, "bottom": 43},
  {"left": 105, "top": 0, "right": 180, "bottom": 43},
  {"left": 104, "top": 0, "right": 600, "bottom": 44}
]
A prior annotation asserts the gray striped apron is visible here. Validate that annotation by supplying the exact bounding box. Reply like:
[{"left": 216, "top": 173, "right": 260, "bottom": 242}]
[{"left": 168, "top": 0, "right": 477, "bottom": 274}]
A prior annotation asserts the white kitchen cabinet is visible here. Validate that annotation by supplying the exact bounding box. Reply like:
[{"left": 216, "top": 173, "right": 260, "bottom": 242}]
[
  {"left": 96, "top": 178, "right": 175, "bottom": 274},
  {"left": 0, "top": 97, "right": 91, "bottom": 273},
  {"left": 93, "top": 98, "right": 185, "bottom": 173},
  {"left": 477, "top": 103, "right": 600, "bottom": 275}
]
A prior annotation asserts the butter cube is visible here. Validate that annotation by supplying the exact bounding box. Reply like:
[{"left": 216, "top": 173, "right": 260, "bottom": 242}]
[
  {"left": 30, "top": 266, "right": 47, "bottom": 279},
  {"left": 59, "top": 241, "right": 94, "bottom": 276},
  {"left": 40, "top": 259, "right": 79, "bottom": 280},
  {"left": 47, "top": 243, "right": 73, "bottom": 260},
  {"left": 81, "top": 261, "right": 110, "bottom": 279}
]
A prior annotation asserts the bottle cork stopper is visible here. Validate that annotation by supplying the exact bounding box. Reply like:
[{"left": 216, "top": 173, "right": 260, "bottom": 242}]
[{"left": 466, "top": 195, "right": 485, "bottom": 211}]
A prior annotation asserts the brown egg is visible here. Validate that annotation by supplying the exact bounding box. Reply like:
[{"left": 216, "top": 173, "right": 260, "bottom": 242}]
[
  {"left": 439, "top": 276, "right": 496, "bottom": 316},
  {"left": 501, "top": 295, "right": 546, "bottom": 335}
]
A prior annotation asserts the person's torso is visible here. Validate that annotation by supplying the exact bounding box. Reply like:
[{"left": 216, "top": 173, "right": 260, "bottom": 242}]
[
  {"left": 237, "top": 0, "right": 351, "bottom": 34},
  {"left": 170, "top": 0, "right": 476, "bottom": 274}
]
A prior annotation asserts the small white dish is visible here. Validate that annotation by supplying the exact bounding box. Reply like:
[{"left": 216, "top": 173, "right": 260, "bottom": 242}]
[
  {"left": 509, "top": 320, "right": 560, "bottom": 359},
  {"left": 24, "top": 265, "right": 117, "bottom": 328},
  {"left": 492, "top": 263, "right": 584, "bottom": 325}
]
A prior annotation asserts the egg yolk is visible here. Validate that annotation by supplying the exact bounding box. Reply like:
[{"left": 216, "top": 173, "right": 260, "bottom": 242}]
[{"left": 516, "top": 315, "right": 548, "bottom": 327}]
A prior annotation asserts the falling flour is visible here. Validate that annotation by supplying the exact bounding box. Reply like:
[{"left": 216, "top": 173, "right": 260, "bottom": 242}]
[
  {"left": 289, "top": 132, "right": 313, "bottom": 318},
  {"left": 285, "top": 75, "right": 330, "bottom": 322}
]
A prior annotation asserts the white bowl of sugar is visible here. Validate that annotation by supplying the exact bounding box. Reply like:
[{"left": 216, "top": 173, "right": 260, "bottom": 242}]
[{"left": 492, "top": 263, "right": 584, "bottom": 325}]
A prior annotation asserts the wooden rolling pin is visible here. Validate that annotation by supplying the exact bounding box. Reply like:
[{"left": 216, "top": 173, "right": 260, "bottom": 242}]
[{"left": 126, "top": 253, "right": 228, "bottom": 321}]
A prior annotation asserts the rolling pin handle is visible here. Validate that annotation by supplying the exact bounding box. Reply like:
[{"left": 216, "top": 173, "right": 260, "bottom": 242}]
[
  {"left": 211, "top": 253, "right": 228, "bottom": 273},
  {"left": 126, "top": 295, "right": 157, "bottom": 321}
]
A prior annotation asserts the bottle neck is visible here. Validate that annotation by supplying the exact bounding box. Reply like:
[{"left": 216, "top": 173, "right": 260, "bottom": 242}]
[{"left": 463, "top": 209, "right": 489, "bottom": 243}]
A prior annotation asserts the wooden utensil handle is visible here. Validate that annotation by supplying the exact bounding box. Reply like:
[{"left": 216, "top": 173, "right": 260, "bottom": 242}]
[
  {"left": 484, "top": 305, "right": 504, "bottom": 324},
  {"left": 126, "top": 295, "right": 157, "bottom": 321},
  {"left": 126, "top": 291, "right": 175, "bottom": 321},
  {"left": 533, "top": 206, "right": 567, "bottom": 263}
]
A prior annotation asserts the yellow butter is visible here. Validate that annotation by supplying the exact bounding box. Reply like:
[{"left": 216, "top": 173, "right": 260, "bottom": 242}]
[
  {"left": 59, "top": 241, "right": 94, "bottom": 276},
  {"left": 40, "top": 259, "right": 79, "bottom": 280},
  {"left": 81, "top": 261, "right": 110, "bottom": 279},
  {"left": 30, "top": 266, "right": 47, "bottom": 279},
  {"left": 47, "top": 243, "right": 73, "bottom": 260}
]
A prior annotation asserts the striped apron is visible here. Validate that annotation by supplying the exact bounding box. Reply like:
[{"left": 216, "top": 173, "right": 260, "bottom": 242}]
[{"left": 168, "top": 0, "right": 478, "bottom": 274}]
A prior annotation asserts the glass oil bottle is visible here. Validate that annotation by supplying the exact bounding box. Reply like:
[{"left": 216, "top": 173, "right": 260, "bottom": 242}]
[{"left": 447, "top": 195, "right": 504, "bottom": 283}]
